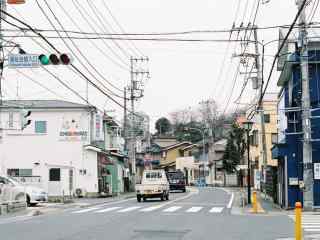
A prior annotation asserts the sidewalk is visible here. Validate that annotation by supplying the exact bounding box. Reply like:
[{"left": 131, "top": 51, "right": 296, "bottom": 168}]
[
  {"left": 230, "top": 188, "right": 286, "bottom": 215},
  {"left": 0, "top": 192, "right": 136, "bottom": 219}
]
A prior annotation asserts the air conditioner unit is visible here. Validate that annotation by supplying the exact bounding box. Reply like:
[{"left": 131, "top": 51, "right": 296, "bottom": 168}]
[{"left": 75, "top": 188, "right": 87, "bottom": 198}]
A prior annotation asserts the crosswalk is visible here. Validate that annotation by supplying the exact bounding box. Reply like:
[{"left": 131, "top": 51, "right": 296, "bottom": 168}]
[
  {"left": 72, "top": 205, "right": 226, "bottom": 215},
  {"left": 289, "top": 214, "right": 320, "bottom": 234}
]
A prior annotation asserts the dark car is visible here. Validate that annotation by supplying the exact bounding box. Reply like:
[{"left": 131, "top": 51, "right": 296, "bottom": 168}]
[{"left": 166, "top": 171, "right": 186, "bottom": 192}]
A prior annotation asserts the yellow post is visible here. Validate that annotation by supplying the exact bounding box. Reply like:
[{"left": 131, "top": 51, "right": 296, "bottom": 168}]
[
  {"left": 252, "top": 191, "right": 258, "bottom": 213},
  {"left": 295, "top": 202, "right": 302, "bottom": 240}
]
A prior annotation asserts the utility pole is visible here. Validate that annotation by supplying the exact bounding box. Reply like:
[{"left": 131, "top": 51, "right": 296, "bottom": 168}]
[
  {"left": 123, "top": 87, "right": 127, "bottom": 153},
  {"left": 0, "top": 0, "right": 4, "bottom": 106},
  {"left": 130, "top": 57, "right": 136, "bottom": 189},
  {"left": 297, "top": 0, "right": 313, "bottom": 210},
  {"left": 129, "top": 56, "right": 149, "bottom": 190},
  {"left": 0, "top": 0, "right": 5, "bottom": 142},
  {"left": 253, "top": 27, "right": 268, "bottom": 194}
]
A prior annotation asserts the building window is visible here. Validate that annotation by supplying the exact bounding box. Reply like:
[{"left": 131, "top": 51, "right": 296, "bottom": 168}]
[
  {"left": 7, "top": 168, "right": 32, "bottom": 177},
  {"left": 35, "top": 121, "right": 47, "bottom": 134},
  {"left": 271, "top": 133, "right": 278, "bottom": 144},
  {"left": 264, "top": 114, "right": 270, "bottom": 123},
  {"left": 8, "top": 112, "right": 14, "bottom": 128},
  {"left": 49, "top": 168, "right": 61, "bottom": 181},
  {"left": 250, "top": 130, "right": 259, "bottom": 146}
]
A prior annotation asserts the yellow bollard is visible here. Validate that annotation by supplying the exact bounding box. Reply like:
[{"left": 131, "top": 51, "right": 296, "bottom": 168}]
[
  {"left": 252, "top": 191, "right": 258, "bottom": 213},
  {"left": 295, "top": 202, "right": 302, "bottom": 240}
]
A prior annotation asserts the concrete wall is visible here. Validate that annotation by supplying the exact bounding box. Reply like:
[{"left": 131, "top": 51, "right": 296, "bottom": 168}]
[{"left": 0, "top": 108, "right": 99, "bottom": 196}]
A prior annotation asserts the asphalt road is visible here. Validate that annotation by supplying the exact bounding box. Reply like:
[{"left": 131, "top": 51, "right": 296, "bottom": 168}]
[{"left": 0, "top": 188, "right": 295, "bottom": 240}]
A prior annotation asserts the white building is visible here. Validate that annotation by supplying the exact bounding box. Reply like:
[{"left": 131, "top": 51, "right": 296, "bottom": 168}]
[{"left": 0, "top": 100, "right": 105, "bottom": 198}]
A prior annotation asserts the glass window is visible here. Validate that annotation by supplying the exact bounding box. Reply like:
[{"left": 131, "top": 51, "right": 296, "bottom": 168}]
[
  {"left": 49, "top": 168, "right": 60, "bottom": 181},
  {"left": 272, "top": 133, "right": 278, "bottom": 144},
  {"left": 35, "top": 121, "right": 47, "bottom": 134},
  {"left": 7, "top": 169, "right": 32, "bottom": 177},
  {"left": 8, "top": 112, "right": 13, "bottom": 128},
  {"left": 264, "top": 114, "right": 270, "bottom": 123}
]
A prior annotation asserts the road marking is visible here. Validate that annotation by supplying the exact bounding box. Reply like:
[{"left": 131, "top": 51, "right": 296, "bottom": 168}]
[
  {"left": 140, "top": 205, "right": 163, "bottom": 212},
  {"left": 209, "top": 207, "right": 224, "bottom": 213},
  {"left": 95, "top": 207, "right": 122, "bottom": 213},
  {"left": 227, "top": 193, "right": 234, "bottom": 209},
  {"left": 118, "top": 206, "right": 141, "bottom": 213},
  {"left": 163, "top": 206, "right": 182, "bottom": 212},
  {"left": 186, "top": 207, "right": 203, "bottom": 213},
  {"left": 72, "top": 207, "right": 99, "bottom": 213},
  {"left": 289, "top": 214, "right": 320, "bottom": 234}
]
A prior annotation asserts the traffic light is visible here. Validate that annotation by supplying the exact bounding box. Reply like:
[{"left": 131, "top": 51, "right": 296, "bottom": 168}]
[
  {"left": 38, "top": 53, "right": 71, "bottom": 66},
  {"left": 20, "top": 109, "right": 31, "bottom": 130}
]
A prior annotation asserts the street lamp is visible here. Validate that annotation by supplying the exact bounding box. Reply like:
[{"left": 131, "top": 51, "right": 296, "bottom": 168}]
[{"left": 243, "top": 121, "right": 253, "bottom": 205}]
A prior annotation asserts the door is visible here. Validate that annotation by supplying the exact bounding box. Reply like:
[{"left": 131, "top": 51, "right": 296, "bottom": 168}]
[{"left": 48, "top": 168, "right": 62, "bottom": 196}]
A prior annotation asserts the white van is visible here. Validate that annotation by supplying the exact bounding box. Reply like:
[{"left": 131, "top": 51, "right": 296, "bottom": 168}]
[{"left": 136, "top": 170, "right": 170, "bottom": 202}]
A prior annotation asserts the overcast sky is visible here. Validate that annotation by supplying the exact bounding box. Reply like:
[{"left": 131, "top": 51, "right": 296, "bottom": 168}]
[{"left": 1, "top": 0, "right": 310, "bottom": 130}]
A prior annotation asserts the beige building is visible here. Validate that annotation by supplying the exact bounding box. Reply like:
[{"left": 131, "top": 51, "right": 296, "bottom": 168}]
[{"left": 248, "top": 93, "right": 278, "bottom": 188}]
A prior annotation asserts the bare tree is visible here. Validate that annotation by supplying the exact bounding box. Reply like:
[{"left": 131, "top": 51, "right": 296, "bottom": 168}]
[{"left": 198, "top": 99, "right": 219, "bottom": 141}]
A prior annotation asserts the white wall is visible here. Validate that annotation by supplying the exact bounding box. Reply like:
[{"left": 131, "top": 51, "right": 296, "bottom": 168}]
[{"left": 0, "top": 108, "right": 99, "bottom": 196}]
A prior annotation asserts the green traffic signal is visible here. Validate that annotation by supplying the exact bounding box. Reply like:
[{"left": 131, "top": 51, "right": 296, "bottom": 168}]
[{"left": 39, "top": 54, "right": 49, "bottom": 65}]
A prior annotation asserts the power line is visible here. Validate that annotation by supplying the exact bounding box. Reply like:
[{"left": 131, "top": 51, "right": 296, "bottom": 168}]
[
  {"left": 0, "top": 8, "right": 130, "bottom": 112},
  {"left": 1, "top": 34, "right": 259, "bottom": 43},
  {"left": 259, "top": 0, "right": 308, "bottom": 108},
  {"left": 72, "top": 0, "right": 129, "bottom": 67},
  {"left": 54, "top": 0, "right": 130, "bottom": 72},
  {"left": 37, "top": 0, "right": 125, "bottom": 98},
  {"left": 100, "top": 0, "right": 144, "bottom": 57},
  {"left": 222, "top": 0, "right": 261, "bottom": 114},
  {"left": 3, "top": 23, "right": 320, "bottom": 36},
  {"left": 88, "top": 0, "right": 137, "bottom": 57},
  {"left": 15, "top": 69, "right": 67, "bottom": 100}
]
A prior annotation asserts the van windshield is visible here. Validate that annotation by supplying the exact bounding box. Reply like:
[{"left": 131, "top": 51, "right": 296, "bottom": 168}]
[{"left": 146, "top": 172, "right": 162, "bottom": 179}]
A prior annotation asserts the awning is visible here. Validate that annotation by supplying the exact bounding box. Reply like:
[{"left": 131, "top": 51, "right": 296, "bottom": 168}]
[{"left": 271, "top": 143, "right": 287, "bottom": 159}]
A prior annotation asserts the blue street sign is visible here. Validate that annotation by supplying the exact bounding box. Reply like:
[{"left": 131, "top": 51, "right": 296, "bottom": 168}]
[{"left": 8, "top": 54, "right": 40, "bottom": 68}]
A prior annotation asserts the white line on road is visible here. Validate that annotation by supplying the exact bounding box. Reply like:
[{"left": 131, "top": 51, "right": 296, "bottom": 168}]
[
  {"left": 163, "top": 206, "right": 182, "bottom": 212},
  {"left": 140, "top": 205, "right": 163, "bottom": 212},
  {"left": 95, "top": 207, "right": 122, "bottom": 213},
  {"left": 186, "top": 207, "right": 203, "bottom": 213},
  {"left": 118, "top": 206, "right": 142, "bottom": 213},
  {"left": 72, "top": 207, "right": 100, "bottom": 213},
  {"left": 227, "top": 193, "right": 234, "bottom": 209},
  {"left": 209, "top": 207, "right": 224, "bottom": 213}
]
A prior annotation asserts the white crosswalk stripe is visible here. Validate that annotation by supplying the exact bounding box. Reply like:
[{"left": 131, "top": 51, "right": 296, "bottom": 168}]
[
  {"left": 209, "top": 207, "right": 224, "bottom": 213},
  {"left": 186, "top": 207, "right": 203, "bottom": 213},
  {"left": 163, "top": 206, "right": 182, "bottom": 212},
  {"left": 289, "top": 214, "right": 320, "bottom": 233},
  {"left": 71, "top": 205, "right": 227, "bottom": 215},
  {"left": 95, "top": 207, "right": 122, "bottom": 213},
  {"left": 118, "top": 206, "right": 142, "bottom": 213},
  {"left": 140, "top": 205, "right": 163, "bottom": 212},
  {"left": 72, "top": 207, "right": 100, "bottom": 214}
]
